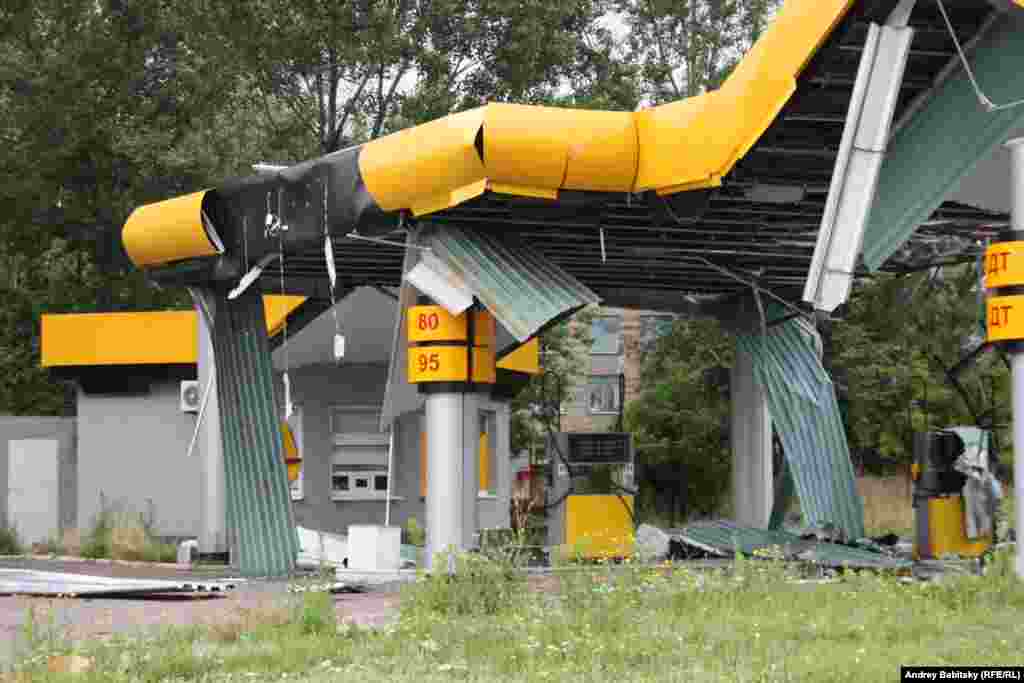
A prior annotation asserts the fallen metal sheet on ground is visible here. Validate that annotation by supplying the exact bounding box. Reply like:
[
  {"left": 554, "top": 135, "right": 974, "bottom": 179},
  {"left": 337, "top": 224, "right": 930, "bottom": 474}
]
[
  {"left": 0, "top": 568, "right": 242, "bottom": 597},
  {"left": 674, "top": 521, "right": 911, "bottom": 570}
]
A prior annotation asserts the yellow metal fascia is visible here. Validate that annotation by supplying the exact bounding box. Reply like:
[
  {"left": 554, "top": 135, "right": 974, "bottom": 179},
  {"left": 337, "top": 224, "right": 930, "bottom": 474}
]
[
  {"left": 264, "top": 295, "right": 308, "bottom": 338},
  {"left": 122, "top": 191, "right": 219, "bottom": 268},
  {"left": 487, "top": 183, "right": 559, "bottom": 201},
  {"left": 41, "top": 311, "right": 199, "bottom": 367},
  {"left": 42, "top": 295, "right": 306, "bottom": 368},
  {"left": 634, "top": 0, "right": 854, "bottom": 194},
  {"left": 360, "top": 107, "right": 487, "bottom": 214},
  {"left": 496, "top": 338, "right": 540, "bottom": 375},
  {"left": 483, "top": 103, "right": 574, "bottom": 192}
]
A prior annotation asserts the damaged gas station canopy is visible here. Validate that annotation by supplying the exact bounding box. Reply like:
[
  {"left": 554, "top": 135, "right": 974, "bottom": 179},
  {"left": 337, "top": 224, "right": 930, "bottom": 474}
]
[
  {"left": 110, "top": 0, "right": 1024, "bottom": 579},
  {"left": 119, "top": 0, "right": 1012, "bottom": 323}
]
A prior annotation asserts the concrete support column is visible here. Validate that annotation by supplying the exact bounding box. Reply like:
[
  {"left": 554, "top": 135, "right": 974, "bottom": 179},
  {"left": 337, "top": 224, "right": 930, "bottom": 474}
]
[
  {"left": 493, "top": 402, "right": 513, "bottom": 529},
  {"left": 196, "top": 301, "right": 226, "bottom": 554},
  {"left": 462, "top": 393, "right": 480, "bottom": 548},
  {"left": 425, "top": 392, "right": 464, "bottom": 571},
  {"left": 731, "top": 345, "right": 773, "bottom": 528}
]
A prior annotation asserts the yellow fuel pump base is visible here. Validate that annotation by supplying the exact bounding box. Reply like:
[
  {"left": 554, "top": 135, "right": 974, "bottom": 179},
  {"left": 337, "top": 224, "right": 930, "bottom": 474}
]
[{"left": 913, "top": 495, "right": 992, "bottom": 560}]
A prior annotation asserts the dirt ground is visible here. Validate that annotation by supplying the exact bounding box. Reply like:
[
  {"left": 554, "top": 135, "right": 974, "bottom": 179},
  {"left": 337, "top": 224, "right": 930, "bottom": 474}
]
[{"left": 0, "top": 558, "right": 400, "bottom": 667}]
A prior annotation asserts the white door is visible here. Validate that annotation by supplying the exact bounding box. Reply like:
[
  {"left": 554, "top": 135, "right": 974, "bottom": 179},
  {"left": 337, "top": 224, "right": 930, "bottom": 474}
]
[{"left": 8, "top": 439, "right": 59, "bottom": 546}]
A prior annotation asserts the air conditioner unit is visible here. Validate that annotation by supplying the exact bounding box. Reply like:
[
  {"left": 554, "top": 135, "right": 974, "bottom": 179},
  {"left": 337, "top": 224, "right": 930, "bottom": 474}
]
[{"left": 180, "top": 380, "right": 201, "bottom": 413}]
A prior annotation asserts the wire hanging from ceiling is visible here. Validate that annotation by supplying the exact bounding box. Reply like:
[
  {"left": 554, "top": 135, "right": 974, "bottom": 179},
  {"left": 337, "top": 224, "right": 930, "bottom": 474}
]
[
  {"left": 935, "top": 0, "right": 1024, "bottom": 113},
  {"left": 324, "top": 177, "right": 345, "bottom": 361},
  {"left": 278, "top": 187, "right": 293, "bottom": 420}
]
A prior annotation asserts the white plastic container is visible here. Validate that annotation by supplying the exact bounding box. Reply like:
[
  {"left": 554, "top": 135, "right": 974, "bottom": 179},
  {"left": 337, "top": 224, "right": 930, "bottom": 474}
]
[{"left": 347, "top": 525, "right": 401, "bottom": 571}]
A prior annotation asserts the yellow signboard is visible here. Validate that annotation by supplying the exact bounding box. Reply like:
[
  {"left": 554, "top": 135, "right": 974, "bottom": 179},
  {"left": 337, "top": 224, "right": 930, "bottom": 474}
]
[
  {"left": 984, "top": 242, "right": 1024, "bottom": 289},
  {"left": 987, "top": 295, "right": 1024, "bottom": 343},
  {"left": 407, "top": 305, "right": 468, "bottom": 343},
  {"left": 408, "top": 345, "right": 469, "bottom": 383},
  {"left": 472, "top": 346, "right": 496, "bottom": 384}
]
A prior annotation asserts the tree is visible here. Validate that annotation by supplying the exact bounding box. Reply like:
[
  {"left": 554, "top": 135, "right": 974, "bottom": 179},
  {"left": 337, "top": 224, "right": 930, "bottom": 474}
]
[
  {"left": 510, "top": 308, "right": 595, "bottom": 460},
  {"left": 0, "top": 0, "right": 256, "bottom": 414},
  {"left": 831, "top": 266, "right": 1011, "bottom": 468},
  {"left": 617, "top": 0, "right": 777, "bottom": 103},
  {"left": 624, "top": 315, "right": 734, "bottom": 523},
  {"left": 194, "top": 0, "right": 614, "bottom": 158}
]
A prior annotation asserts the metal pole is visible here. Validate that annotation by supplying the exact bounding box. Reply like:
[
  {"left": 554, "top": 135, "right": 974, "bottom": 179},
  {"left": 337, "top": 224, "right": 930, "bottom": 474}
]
[
  {"left": 425, "top": 392, "right": 464, "bottom": 572},
  {"left": 1007, "top": 138, "right": 1024, "bottom": 578},
  {"left": 195, "top": 295, "right": 226, "bottom": 555}
]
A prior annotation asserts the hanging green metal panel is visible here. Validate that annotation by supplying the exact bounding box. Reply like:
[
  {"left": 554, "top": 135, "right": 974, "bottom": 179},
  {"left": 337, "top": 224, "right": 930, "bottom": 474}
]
[
  {"left": 204, "top": 288, "right": 299, "bottom": 577},
  {"left": 861, "top": 14, "right": 1024, "bottom": 271},
  {"left": 738, "top": 320, "right": 865, "bottom": 540},
  {"left": 422, "top": 223, "right": 601, "bottom": 342}
]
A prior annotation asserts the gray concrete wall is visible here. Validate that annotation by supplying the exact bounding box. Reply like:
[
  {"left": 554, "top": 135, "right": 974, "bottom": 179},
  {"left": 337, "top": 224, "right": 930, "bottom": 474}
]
[
  {"left": 282, "top": 362, "right": 429, "bottom": 535},
  {"left": 0, "top": 417, "right": 76, "bottom": 535},
  {"left": 282, "top": 362, "right": 513, "bottom": 539},
  {"left": 76, "top": 382, "right": 200, "bottom": 538}
]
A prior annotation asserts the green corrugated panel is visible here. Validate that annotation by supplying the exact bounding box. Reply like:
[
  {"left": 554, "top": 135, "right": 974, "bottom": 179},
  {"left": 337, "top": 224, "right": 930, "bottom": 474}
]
[
  {"left": 678, "top": 521, "right": 909, "bottom": 570},
  {"left": 738, "top": 320, "right": 865, "bottom": 540},
  {"left": 205, "top": 288, "right": 299, "bottom": 577},
  {"left": 861, "top": 14, "right": 1024, "bottom": 271},
  {"left": 423, "top": 223, "right": 601, "bottom": 342}
]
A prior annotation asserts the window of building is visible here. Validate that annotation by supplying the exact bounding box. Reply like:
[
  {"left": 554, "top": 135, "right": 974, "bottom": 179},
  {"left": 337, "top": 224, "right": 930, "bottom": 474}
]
[
  {"left": 330, "top": 405, "right": 392, "bottom": 501},
  {"left": 331, "top": 465, "right": 389, "bottom": 500},
  {"left": 590, "top": 316, "right": 623, "bottom": 355},
  {"left": 586, "top": 375, "right": 621, "bottom": 414}
]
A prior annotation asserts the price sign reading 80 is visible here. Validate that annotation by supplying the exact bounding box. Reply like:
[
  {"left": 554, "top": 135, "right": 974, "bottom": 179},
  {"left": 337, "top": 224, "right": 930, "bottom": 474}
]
[
  {"left": 407, "top": 305, "right": 467, "bottom": 343},
  {"left": 417, "top": 311, "right": 440, "bottom": 332},
  {"left": 416, "top": 351, "right": 441, "bottom": 373}
]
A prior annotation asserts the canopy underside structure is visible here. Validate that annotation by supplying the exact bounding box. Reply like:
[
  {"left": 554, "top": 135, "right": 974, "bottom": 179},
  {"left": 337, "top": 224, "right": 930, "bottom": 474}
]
[{"left": 115, "top": 0, "right": 1024, "bottom": 572}]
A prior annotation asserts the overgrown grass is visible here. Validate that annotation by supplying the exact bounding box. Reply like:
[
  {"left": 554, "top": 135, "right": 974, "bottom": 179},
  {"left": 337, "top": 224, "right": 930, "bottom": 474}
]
[
  {"left": 79, "top": 500, "right": 177, "bottom": 563},
  {"left": 0, "top": 525, "right": 22, "bottom": 555},
  {"left": 8, "top": 547, "right": 1024, "bottom": 681}
]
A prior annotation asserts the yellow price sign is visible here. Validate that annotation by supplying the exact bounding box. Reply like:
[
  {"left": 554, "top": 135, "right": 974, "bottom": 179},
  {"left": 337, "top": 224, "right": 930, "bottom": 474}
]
[
  {"left": 408, "top": 305, "right": 468, "bottom": 343},
  {"left": 984, "top": 242, "right": 1024, "bottom": 289},
  {"left": 408, "top": 345, "right": 469, "bottom": 383},
  {"left": 987, "top": 295, "right": 1024, "bottom": 343}
]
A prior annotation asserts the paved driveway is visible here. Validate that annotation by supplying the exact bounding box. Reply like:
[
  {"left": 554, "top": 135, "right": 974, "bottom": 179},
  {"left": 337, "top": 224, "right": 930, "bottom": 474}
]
[{"left": 0, "top": 558, "right": 399, "bottom": 668}]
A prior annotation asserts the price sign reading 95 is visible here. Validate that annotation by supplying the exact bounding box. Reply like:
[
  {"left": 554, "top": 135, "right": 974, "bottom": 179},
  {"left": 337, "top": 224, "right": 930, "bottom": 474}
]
[
  {"left": 408, "top": 305, "right": 468, "bottom": 343},
  {"left": 408, "top": 345, "right": 469, "bottom": 383}
]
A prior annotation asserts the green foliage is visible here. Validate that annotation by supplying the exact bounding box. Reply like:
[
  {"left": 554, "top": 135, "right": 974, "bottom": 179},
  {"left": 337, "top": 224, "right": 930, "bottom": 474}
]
[
  {"left": 511, "top": 307, "right": 595, "bottom": 458},
  {"left": 402, "top": 550, "right": 527, "bottom": 618},
  {"left": 403, "top": 517, "right": 426, "bottom": 547},
  {"left": 0, "top": 524, "right": 23, "bottom": 555},
  {"left": 832, "top": 267, "right": 1010, "bottom": 466},
  {"left": 617, "top": 0, "right": 779, "bottom": 103},
  {"left": 626, "top": 315, "right": 735, "bottom": 522},
  {"left": 294, "top": 590, "right": 338, "bottom": 636}
]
